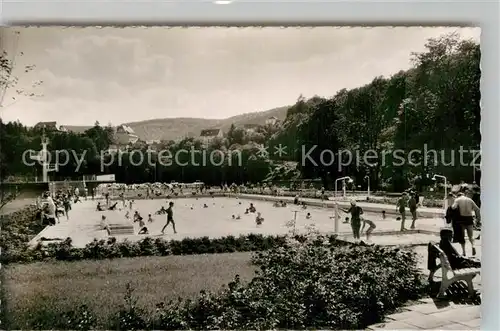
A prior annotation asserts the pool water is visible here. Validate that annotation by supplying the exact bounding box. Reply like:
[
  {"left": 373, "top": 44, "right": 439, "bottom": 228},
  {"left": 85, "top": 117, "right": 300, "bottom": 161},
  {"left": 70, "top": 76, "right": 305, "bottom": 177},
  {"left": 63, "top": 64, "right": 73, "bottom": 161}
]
[{"left": 33, "top": 197, "right": 442, "bottom": 248}]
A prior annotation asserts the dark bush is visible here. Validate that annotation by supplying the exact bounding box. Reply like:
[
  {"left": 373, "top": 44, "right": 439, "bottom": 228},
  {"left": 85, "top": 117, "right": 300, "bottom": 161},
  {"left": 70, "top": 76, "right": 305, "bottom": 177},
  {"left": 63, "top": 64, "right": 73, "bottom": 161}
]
[
  {"left": 149, "top": 233, "right": 426, "bottom": 330},
  {"left": 51, "top": 231, "right": 425, "bottom": 330},
  {"left": 0, "top": 206, "right": 45, "bottom": 263}
]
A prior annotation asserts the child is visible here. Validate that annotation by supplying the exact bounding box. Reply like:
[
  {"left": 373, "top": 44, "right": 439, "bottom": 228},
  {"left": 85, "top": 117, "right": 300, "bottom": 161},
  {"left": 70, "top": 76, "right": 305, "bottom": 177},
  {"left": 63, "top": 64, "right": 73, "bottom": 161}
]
[
  {"left": 119, "top": 192, "right": 125, "bottom": 207},
  {"left": 129, "top": 200, "right": 134, "bottom": 210},
  {"left": 100, "top": 215, "right": 110, "bottom": 235},
  {"left": 134, "top": 211, "right": 143, "bottom": 223},
  {"left": 244, "top": 208, "right": 249, "bottom": 214},
  {"left": 381, "top": 210, "right": 386, "bottom": 220},
  {"left": 255, "top": 212, "right": 264, "bottom": 226},
  {"left": 156, "top": 206, "right": 167, "bottom": 215},
  {"left": 344, "top": 216, "right": 350, "bottom": 224},
  {"left": 63, "top": 195, "right": 71, "bottom": 219},
  {"left": 96, "top": 202, "right": 105, "bottom": 212},
  {"left": 125, "top": 210, "right": 130, "bottom": 219},
  {"left": 249, "top": 203, "right": 256, "bottom": 213},
  {"left": 361, "top": 218, "right": 377, "bottom": 242},
  {"left": 306, "top": 212, "right": 312, "bottom": 220},
  {"left": 301, "top": 202, "right": 307, "bottom": 210},
  {"left": 148, "top": 214, "right": 154, "bottom": 223},
  {"left": 138, "top": 216, "right": 149, "bottom": 234}
]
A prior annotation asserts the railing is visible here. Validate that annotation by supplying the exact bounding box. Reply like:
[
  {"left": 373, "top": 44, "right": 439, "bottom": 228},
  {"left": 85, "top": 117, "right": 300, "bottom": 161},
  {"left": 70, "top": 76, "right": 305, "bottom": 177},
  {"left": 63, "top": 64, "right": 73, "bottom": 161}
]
[{"left": 83, "top": 175, "right": 97, "bottom": 181}]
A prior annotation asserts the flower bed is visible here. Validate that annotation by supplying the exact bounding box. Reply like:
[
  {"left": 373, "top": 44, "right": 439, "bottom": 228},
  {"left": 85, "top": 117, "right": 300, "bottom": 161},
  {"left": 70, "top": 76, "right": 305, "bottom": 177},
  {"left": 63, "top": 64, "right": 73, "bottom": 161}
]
[{"left": 26, "top": 233, "right": 425, "bottom": 330}]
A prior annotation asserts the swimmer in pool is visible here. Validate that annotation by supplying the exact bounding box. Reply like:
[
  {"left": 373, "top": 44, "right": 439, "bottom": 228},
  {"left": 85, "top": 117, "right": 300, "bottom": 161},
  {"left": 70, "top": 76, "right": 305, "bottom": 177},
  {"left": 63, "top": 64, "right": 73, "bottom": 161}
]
[{"left": 255, "top": 212, "right": 264, "bottom": 225}]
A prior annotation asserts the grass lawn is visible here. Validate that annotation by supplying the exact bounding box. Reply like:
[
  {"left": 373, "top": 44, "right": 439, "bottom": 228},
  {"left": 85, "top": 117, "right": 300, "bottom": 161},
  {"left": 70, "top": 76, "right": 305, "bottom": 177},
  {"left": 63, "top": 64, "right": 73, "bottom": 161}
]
[{"left": 2, "top": 252, "right": 255, "bottom": 329}]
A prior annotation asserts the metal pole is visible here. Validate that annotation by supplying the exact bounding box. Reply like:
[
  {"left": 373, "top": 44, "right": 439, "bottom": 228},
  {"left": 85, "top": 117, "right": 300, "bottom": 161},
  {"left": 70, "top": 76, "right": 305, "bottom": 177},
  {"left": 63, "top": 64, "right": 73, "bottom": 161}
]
[
  {"left": 42, "top": 140, "right": 48, "bottom": 183},
  {"left": 367, "top": 177, "right": 371, "bottom": 199},
  {"left": 343, "top": 180, "right": 346, "bottom": 198},
  {"left": 293, "top": 210, "right": 298, "bottom": 235},
  {"left": 335, "top": 203, "right": 339, "bottom": 233},
  {"left": 444, "top": 178, "right": 448, "bottom": 211}
]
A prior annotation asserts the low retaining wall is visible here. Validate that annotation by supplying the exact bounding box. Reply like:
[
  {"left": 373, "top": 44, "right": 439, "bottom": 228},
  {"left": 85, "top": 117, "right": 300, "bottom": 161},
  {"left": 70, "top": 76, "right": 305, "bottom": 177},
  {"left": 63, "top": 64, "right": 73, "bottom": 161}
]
[
  {"left": 237, "top": 194, "right": 443, "bottom": 218},
  {"left": 101, "top": 192, "right": 442, "bottom": 218}
]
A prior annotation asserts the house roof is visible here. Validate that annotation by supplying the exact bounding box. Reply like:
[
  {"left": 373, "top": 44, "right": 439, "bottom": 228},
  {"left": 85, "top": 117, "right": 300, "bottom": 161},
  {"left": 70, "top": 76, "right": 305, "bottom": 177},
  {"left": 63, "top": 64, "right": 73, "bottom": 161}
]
[
  {"left": 200, "top": 129, "right": 221, "bottom": 137},
  {"left": 34, "top": 121, "right": 58, "bottom": 128},
  {"left": 117, "top": 124, "right": 136, "bottom": 134}
]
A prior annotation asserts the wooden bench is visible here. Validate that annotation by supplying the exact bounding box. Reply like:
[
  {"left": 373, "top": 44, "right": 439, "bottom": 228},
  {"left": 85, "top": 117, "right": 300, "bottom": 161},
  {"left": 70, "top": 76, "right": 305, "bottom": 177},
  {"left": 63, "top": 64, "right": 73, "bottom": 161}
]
[{"left": 429, "top": 244, "right": 480, "bottom": 298}]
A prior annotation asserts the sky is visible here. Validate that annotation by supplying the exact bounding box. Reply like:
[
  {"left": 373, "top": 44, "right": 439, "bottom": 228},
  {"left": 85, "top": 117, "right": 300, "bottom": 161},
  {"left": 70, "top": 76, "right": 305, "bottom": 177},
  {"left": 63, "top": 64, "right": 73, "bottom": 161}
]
[{"left": 0, "top": 26, "right": 479, "bottom": 126}]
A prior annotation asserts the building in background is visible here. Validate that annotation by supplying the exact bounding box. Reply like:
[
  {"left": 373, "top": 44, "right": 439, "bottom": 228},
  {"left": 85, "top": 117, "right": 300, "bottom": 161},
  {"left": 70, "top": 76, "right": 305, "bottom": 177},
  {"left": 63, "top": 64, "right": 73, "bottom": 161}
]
[
  {"left": 200, "top": 128, "right": 223, "bottom": 144},
  {"left": 33, "top": 121, "right": 68, "bottom": 132},
  {"left": 243, "top": 123, "right": 261, "bottom": 133},
  {"left": 115, "top": 125, "right": 139, "bottom": 145},
  {"left": 265, "top": 116, "right": 279, "bottom": 126}
]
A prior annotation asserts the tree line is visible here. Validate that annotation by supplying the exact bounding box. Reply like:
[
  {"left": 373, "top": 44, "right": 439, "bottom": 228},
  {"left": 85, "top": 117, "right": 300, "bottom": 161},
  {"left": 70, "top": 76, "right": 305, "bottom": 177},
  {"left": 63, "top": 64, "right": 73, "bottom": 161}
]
[{"left": 268, "top": 33, "right": 480, "bottom": 191}]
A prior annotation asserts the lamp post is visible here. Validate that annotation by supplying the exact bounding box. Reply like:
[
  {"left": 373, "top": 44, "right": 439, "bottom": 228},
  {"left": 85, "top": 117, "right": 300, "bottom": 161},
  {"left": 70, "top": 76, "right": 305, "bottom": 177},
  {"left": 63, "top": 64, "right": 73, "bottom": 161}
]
[
  {"left": 432, "top": 174, "right": 448, "bottom": 210},
  {"left": 335, "top": 176, "right": 353, "bottom": 199},
  {"left": 364, "top": 175, "right": 370, "bottom": 199}
]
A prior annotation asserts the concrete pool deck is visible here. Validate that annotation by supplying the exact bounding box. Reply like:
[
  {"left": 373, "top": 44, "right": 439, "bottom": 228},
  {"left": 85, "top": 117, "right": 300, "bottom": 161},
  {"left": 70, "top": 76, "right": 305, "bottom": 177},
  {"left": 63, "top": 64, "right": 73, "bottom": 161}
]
[{"left": 29, "top": 196, "right": 451, "bottom": 248}]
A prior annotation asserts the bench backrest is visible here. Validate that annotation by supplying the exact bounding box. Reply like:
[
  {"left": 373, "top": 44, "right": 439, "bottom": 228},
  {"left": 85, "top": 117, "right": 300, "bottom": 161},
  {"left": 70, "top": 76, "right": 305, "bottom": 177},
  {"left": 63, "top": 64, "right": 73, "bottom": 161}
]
[{"left": 432, "top": 244, "right": 453, "bottom": 275}]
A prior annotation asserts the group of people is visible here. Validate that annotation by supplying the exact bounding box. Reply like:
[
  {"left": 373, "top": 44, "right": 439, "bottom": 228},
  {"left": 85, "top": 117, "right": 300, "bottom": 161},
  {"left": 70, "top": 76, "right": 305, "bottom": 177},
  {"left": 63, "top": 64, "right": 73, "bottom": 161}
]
[
  {"left": 37, "top": 187, "right": 86, "bottom": 225},
  {"left": 396, "top": 191, "right": 421, "bottom": 231},
  {"left": 340, "top": 201, "right": 377, "bottom": 242}
]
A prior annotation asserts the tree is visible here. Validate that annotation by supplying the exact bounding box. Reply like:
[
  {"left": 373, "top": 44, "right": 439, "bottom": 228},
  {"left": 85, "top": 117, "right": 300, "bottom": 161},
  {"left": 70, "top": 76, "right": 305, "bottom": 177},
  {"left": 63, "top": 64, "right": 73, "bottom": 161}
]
[{"left": 1, "top": 33, "right": 43, "bottom": 110}]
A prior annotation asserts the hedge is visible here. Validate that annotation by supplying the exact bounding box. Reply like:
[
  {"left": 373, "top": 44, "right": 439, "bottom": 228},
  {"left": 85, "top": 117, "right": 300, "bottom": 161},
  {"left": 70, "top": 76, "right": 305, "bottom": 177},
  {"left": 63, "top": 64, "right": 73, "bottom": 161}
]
[
  {"left": 0, "top": 205, "right": 351, "bottom": 264},
  {"left": 27, "top": 233, "right": 426, "bottom": 330}
]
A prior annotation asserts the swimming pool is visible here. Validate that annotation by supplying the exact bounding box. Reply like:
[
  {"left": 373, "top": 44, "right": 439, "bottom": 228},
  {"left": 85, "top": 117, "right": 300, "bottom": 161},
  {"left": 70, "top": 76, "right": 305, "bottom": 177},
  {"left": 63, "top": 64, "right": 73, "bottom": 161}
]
[{"left": 32, "top": 196, "right": 443, "bottom": 248}]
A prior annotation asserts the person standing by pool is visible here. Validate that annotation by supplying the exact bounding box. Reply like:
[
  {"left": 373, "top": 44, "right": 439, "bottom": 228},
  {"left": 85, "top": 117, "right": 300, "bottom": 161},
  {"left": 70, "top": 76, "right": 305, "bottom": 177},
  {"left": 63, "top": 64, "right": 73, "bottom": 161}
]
[
  {"left": 408, "top": 193, "right": 417, "bottom": 229},
  {"left": 396, "top": 192, "right": 408, "bottom": 231},
  {"left": 452, "top": 191, "right": 480, "bottom": 256},
  {"left": 63, "top": 194, "right": 71, "bottom": 220},
  {"left": 161, "top": 201, "right": 177, "bottom": 234},
  {"left": 341, "top": 200, "right": 363, "bottom": 241}
]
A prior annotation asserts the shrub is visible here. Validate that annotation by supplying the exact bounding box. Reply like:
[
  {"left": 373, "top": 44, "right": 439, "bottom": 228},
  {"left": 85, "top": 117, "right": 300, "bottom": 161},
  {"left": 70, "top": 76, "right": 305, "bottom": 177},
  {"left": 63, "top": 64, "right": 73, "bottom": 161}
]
[
  {"left": 149, "top": 234, "right": 425, "bottom": 330},
  {"left": 112, "top": 282, "right": 149, "bottom": 330},
  {"left": 0, "top": 206, "right": 45, "bottom": 264},
  {"left": 12, "top": 229, "right": 426, "bottom": 330}
]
